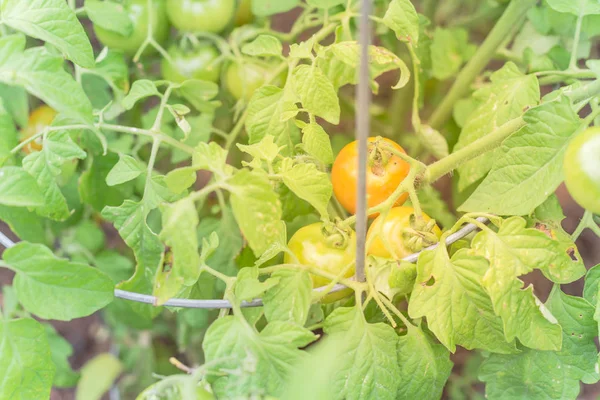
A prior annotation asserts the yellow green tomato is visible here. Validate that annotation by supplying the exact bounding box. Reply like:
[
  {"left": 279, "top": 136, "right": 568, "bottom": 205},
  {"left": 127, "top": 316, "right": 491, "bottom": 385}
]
[
  {"left": 94, "top": 0, "right": 170, "bottom": 56},
  {"left": 225, "top": 62, "right": 283, "bottom": 101},
  {"left": 161, "top": 43, "right": 221, "bottom": 83},
  {"left": 564, "top": 127, "right": 600, "bottom": 214},
  {"left": 166, "top": 0, "right": 236, "bottom": 33},
  {"left": 284, "top": 223, "right": 356, "bottom": 302}
]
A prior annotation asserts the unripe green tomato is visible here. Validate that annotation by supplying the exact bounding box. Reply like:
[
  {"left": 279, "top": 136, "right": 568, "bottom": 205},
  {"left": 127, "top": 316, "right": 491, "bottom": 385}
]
[
  {"left": 225, "top": 62, "right": 284, "bottom": 101},
  {"left": 284, "top": 222, "right": 356, "bottom": 303},
  {"left": 564, "top": 127, "right": 600, "bottom": 214},
  {"left": 166, "top": 0, "right": 236, "bottom": 33},
  {"left": 94, "top": 0, "right": 170, "bottom": 56},
  {"left": 161, "top": 44, "right": 221, "bottom": 83}
]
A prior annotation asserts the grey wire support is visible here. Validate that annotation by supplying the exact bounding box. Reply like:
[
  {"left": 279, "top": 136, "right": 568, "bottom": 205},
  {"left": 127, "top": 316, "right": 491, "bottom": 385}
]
[{"left": 0, "top": 218, "right": 487, "bottom": 309}]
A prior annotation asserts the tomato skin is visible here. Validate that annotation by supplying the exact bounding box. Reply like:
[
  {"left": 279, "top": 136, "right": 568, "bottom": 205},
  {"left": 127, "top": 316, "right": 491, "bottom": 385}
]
[
  {"left": 161, "top": 44, "right": 221, "bottom": 83},
  {"left": 20, "top": 105, "right": 57, "bottom": 154},
  {"left": 564, "top": 127, "right": 600, "bottom": 214},
  {"left": 284, "top": 223, "right": 356, "bottom": 300},
  {"left": 94, "top": 0, "right": 169, "bottom": 56},
  {"left": 234, "top": 0, "right": 254, "bottom": 26},
  {"left": 332, "top": 137, "right": 410, "bottom": 215},
  {"left": 166, "top": 0, "right": 236, "bottom": 33},
  {"left": 367, "top": 207, "right": 442, "bottom": 259},
  {"left": 225, "top": 62, "right": 283, "bottom": 101}
]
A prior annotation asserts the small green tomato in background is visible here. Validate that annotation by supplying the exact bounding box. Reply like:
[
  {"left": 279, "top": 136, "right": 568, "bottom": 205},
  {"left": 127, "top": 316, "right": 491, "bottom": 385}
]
[
  {"left": 225, "top": 62, "right": 284, "bottom": 101},
  {"left": 94, "top": 0, "right": 170, "bottom": 56},
  {"left": 161, "top": 43, "right": 221, "bottom": 83},
  {"left": 564, "top": 127, "right": 600, "bottom": 214},
  {"left": 166, "top": 0, "right": 236, "bottom": 33},
  {"left": 284, "top": 222, "right": 356, "bottom": 303},
  {"left": 234, "top": 0, "right": 254, "bottom": 26}
]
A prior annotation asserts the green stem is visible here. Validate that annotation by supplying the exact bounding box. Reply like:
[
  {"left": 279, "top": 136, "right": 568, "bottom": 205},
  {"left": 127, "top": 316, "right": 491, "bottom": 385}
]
[
  {"left": 428, "top": 0, "right": 536, "bottom": 130},
  {"left": 425, "top": 116, "right": 526, "bottom": 183},
  {"left": 567, "top": 79, "right": 600, "bottom": 104},
  {"left": 142, "top": 138, "right": 160, "bottom": 199},
  {"left": 569, "top": 11, "right": 585, "bottom": 69}
]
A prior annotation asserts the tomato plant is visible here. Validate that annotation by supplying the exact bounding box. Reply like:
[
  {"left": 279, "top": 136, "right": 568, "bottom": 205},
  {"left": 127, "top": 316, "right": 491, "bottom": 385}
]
[
  {"left": 564, "top": 127, "right": 600, "bottom": 214},
  {"left": 0, "top": 0, "right": 600, "bottom": 399}
]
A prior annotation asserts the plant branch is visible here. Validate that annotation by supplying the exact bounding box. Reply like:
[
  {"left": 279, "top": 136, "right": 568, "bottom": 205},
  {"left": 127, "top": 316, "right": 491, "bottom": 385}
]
[
  {"left": 425, "top": 116, "right": 526, "bottom": 183},
  {"left": 427, "top": 0, "right": 536, "bottom": 130}
]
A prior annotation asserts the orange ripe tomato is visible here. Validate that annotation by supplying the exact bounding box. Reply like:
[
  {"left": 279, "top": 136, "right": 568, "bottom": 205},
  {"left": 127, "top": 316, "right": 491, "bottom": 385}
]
[
  {"left": 367, "top": 206, "right": 442, "bottom": 259},
  {"left": 331, "top": 137, "right": 410, "bottom": 215},
  {"left": 20, "top": 105, "right": 57, "bottom": 154}
]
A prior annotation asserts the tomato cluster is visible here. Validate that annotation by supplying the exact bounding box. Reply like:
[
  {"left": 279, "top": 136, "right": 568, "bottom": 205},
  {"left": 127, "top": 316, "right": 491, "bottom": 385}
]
[
  {"left": 93, "top": 0, "right": 273, "bottom": 101},
  {"left": 286, "top": 137, "right": 442, "bottom": 301}
]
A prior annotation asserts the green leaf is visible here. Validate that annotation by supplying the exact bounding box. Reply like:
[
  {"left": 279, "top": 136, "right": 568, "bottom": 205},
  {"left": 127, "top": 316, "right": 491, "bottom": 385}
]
[
  {"left": 471, "top": 217, "right": 564, "bottom": 350},
  {"left": 94, "top": 250, "right": 134, "bottom": 285},
  {"left": 44, "top": 325, "right": 79, "bottom": 388},
  {"left": 122, "top": 80, "right": 160, "bottom": 110},
  {"left": 203, "top": 317, "right": 316, "bottom": 397},
  {"left": 546, "top": 0, "right": 600, "bottom": 16},
  {"left": 234, "top": 266, "right": 279, "bottom": 301},
  {"left": 85, "top": 0, "right": 133, "bottom": 36},
  {"left": 245, "top": 85, "right": 300, "bottom": 154},
  {"left": 0, "top": 206, "right": 49, "bottom": 245},
  {"left": 416, "top": 124, "right": 448, "bottom": 159},
  {"left": 80, "top": 153, "right": 129, "bottom": 212},
  {"left": 292, "top": 65, "right": 340, "bottom": 124},
  {"left": 102, "top": 200, "right": 164, "bottom": 319},
  {"left": 241, "top": 34, "right": 283, "bottom": 57},
  {"left": 0, "top": 98, "right": 18, "bottom": 164},
  {"left": 430, "top": 28, "right": 476, "bottom": 80},
  {"left": 0, "top": 167, "right": 45, "bottom": 207},
  {"left": 323, "top": 306, "right": 401, "bottom": 400},
  {"left": 2, "top": 242, "right": 114, "bottom": 321},
  {"left": 455, "top": 62, "right": 540, "bottom": 191},
  {"left": 1, "top": 0, "right": 94, "bottom": 68},
  {"left": 301, "top": 122, "right": 334, "bottom": 165},
  {"left": 280, "top": 159, "right": 332, "bottom": 219},
  {"left": 318, "top": 42, "right": 410, "bottom": 92},
  {"left": 174, "top": 79, "right": 220, "bottom": 113},
  {"left": 396, "top": 326, "right": 453, "bottom": 400},
  {"left": 75, "top": 353, "right": 123, "bottom": 400},
  {"left": 0, "top": 47, "right": 94, "bottom": 125},
  {"left": 229, "top": 169, "right": 283, "bottom": 256},
  {"left": 22, "top": 130, "right": 86, "bottom": 220},
  {"left": 154, "top": 199, "right": 200, "bottom": 303},
  {"left": 0, "top": 83, "right": 28, "bottom": 127},
  {"left": 165, "top": 166, "right": 196, "bottom": 194},
  {"left": 584, "top": 264, "right": 600, "bottom": 305},
  {"left": 89, "top": 48, "right": 130, "bottom": 93},
  {"left": 192, "top": 141, "right": 231, "bottom": 178},
  {"left": 460, "top": 97, "right": 581, "bottom": 215},
  {"left": 480, "top": 288, "right": 600, "bottom": 399},
  {"left": 408, "top": 247, "right": 517, "bottom": 353},
  {"left": 262, "top": 268, "right": 312, "bottom": 325},
  {"left": 237, "top": 134, "right": 281, "bottom": 164},
  {"left": 0, "top": 318, "right": 55, "bottom": 400},
  {"left": 106, "top": 154, "right": 145, "bottom": 186},
  {"left": 251, "top": 0, "right": 299, "bottom": 16},
  {"left": 383, "top": 0, "right": 419, "bottom": 44}
]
